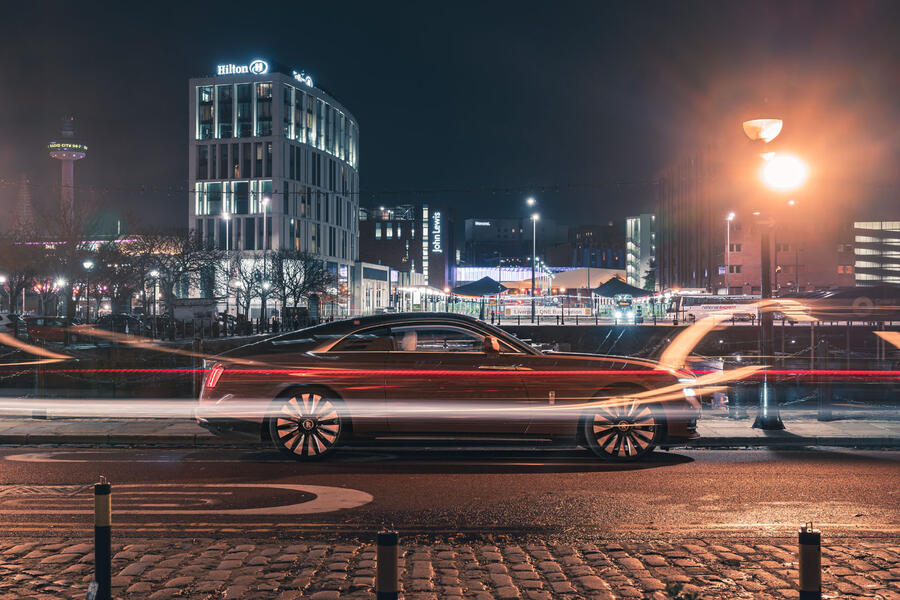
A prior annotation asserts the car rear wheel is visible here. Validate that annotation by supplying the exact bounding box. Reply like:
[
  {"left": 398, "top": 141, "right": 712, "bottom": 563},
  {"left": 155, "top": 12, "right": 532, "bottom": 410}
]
[
  {"left": 269, "top": 390, "right": 344, "bottom": 460},
  {"left": 584, "top": 398, "right": 660, "bottom": 461}
]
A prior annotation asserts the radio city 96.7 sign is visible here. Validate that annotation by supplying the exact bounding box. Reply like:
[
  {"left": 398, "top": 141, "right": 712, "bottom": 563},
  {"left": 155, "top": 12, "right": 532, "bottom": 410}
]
[
  {"left": 217, "top": 59, "right": 269, "bottom": 75},
  {"left": 431, "top": 211, "right": 443, "bottom": 253}
]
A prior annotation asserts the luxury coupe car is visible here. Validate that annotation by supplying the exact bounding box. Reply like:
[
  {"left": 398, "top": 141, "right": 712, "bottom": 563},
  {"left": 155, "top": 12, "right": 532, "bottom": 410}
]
[{"left": 197, "top": 313, "right": 700, "bottom": 461}]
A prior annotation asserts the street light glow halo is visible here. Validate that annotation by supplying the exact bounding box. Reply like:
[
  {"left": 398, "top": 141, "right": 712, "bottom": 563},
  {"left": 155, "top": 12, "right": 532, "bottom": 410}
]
[{"left": 760, "top": 153, "right": 809, "bottom": 192}]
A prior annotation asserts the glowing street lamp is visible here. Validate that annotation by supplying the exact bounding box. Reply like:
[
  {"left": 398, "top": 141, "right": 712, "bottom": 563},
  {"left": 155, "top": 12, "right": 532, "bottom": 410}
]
[
  {"left": 530, "top": 212, "right": 540, "bottom": 323},
  {"left": 742, "top": 117, "right": 808, "bottom": 431},
  {"left": 760, "top": 153, "right": 809, "bottom": 192},
  {"left": 83, "top": 260, "right": 95, "bottom": 323}
]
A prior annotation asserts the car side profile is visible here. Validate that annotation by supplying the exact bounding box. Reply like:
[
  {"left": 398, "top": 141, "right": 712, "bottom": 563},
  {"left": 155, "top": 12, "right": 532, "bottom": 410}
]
[{"left": 197, "top": 313, "right": 700, "bottom": 461}]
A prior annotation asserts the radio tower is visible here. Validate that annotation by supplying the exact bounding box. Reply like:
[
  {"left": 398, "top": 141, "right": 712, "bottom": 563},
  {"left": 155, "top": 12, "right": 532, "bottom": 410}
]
[{"left": 47, "top": 116, "right": 88, "bottom": 222}]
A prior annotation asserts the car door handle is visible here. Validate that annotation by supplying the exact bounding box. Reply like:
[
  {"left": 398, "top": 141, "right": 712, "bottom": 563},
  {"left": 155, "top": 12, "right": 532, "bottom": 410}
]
[{"left": 477, "top": 365, "right": 518, "bottom": 370}]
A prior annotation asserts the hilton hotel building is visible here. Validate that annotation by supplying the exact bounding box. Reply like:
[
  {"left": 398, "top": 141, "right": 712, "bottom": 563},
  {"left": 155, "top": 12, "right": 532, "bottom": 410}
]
[{"left": 188, "top": 58, "right": 359, "bottom": 289}]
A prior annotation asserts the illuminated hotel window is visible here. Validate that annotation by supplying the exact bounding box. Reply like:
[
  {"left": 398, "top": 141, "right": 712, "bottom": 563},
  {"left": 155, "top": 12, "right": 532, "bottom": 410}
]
[
  {"left": 283, "top": 85, "right": 293, "bottom": 138},
  {"left": 216, "top": 85, "right": 233, "bottom": 138},
  {"left": 198, "top": 86, "right": 214, "bottom": 140},
  {"left": 386, "top": 224, "right": 393, "bottom": 239},
  {"left": 316, "top": 98, "right": 325, "bottom": 150},
  {"left": 236, "top": 84, "right": 252, "bottom": 137},
  {"left": 295, "top": 90, "right": 305, "bottom": 143},
  {"left": 207, "top": 183, "right": 222, "bottom": 215},
  {"left": 307, "top": 95, "right": 317, "bottom": 147},
  {"left": 375, "top": 223, "right": 382, "bottom": 239},
  {"left": 256, "top": 82, "right": 272, "bottom": 136}
]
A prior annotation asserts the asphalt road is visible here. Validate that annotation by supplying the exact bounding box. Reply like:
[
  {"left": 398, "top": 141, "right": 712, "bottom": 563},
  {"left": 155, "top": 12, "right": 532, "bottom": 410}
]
[{"left": 0, "top": 447, "right": 897, "bottom": 541}]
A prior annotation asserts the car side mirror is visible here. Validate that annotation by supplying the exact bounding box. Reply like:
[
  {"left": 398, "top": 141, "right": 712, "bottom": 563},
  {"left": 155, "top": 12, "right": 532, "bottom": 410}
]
[{"left": 483, "top": 335, "right": 501, "bottom": 353}]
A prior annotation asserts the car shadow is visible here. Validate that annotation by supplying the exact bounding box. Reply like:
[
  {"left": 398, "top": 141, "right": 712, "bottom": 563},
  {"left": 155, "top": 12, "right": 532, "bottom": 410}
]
[{"left": 236, "top": 445, "right": 695, "bottom": 474}]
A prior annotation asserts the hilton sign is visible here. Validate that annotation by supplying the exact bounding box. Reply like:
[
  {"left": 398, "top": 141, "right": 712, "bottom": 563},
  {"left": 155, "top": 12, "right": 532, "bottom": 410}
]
[{"left": 217, "top": 59, "right": 269, "bottom": 75}]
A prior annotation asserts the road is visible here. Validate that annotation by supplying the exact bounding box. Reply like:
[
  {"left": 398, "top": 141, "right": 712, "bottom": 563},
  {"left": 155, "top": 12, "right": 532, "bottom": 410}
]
[{"left": 0, "top": 446, "right": 896, "bottom": 541}]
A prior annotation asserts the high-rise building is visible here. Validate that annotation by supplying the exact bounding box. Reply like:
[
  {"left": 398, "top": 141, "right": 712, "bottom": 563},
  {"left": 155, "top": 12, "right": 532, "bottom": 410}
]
[
  {"left": 854, "top": 221, "right": 900, "bottom": 286},
  {"left": 188, "top": 57, "right": 359, "bottom": 285},
  {"left": 463, "top": 217, "right": 567, "bottom": 267},
  {"left": 626, "top": 214, "right": 656, "bottom": 290}
]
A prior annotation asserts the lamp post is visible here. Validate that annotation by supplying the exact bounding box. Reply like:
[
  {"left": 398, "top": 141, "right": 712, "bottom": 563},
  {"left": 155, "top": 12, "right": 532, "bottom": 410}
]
[
  {"left": 222, "top": 212, "right": 231, "bottom": 252},
  {"left": 261, "top": 196, "right": 270, "bottom": 329},
  {"left": 743, "top": 118, "right": 808, "bottom": 430},
  {"left": 725, "top": 213, "right": 735, "bottom": 294},
  {"left": 83, "top": 260, "right": 95, "bottom": 323},
  {"left": 0, "top": 275, "right": 7, "bottom": 312},
  {"left": 148, "top": 270, "right": 159, "bottom": 319},
  {"left": 530, "top": 212, "right": 539, "bottom": 324}
]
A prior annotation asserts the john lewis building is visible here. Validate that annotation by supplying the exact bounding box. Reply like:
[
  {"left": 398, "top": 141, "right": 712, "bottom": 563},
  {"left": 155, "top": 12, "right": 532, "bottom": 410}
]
[{"left": 188, "top": 58, "right": 359, "bottom": 270}]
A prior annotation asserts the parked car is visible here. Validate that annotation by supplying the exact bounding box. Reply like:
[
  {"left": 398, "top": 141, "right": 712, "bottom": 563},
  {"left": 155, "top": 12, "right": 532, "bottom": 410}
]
[
  {"left": 24, "top": 316, "right": 78, "bottom": 343},
  {"left": 0, "top": 313, "right": 24, "bottom": 335},
  {"left": 197, "top": 313, "right": 701, "bottom": 461}
]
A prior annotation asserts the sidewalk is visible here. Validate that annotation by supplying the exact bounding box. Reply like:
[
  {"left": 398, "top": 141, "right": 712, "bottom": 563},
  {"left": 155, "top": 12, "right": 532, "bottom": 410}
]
[{"left": 0, "top": 414, "right": 897, "bottom": 449}]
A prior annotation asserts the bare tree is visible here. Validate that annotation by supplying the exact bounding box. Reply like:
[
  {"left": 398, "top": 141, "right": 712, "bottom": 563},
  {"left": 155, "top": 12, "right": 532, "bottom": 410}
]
[
  {"left": 225, "top": 253, "right": 263, "bottom": 318},
  {"left": 0, "top": 232, "right": 44, "bottom": 313},
  {"left": 270, "top": 249, "right": 336, "bottom": 309},
  {"left": 131, "top": 230, "right": 223, "bottom": 317}
]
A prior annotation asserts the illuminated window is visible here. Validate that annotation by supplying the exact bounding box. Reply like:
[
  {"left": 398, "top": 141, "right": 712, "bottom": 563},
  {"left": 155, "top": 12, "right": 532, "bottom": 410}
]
[
  {"left": 375, "top": 223, "right": 381, "bottom": 239},
  {"left": 386, "top": 224, "right": 393, "bottom": 239},
  {"left": 255, "top": 82, "right": 272, "bottom": 136},
  {"left": 236, "top": 84, "right": 252, "bottom": 137},
  {"left": 198, "top": 86, "right": 214, "bottom": 140},
  {"left": 216, "top": 85, "right": 233, "bottom": 138}
]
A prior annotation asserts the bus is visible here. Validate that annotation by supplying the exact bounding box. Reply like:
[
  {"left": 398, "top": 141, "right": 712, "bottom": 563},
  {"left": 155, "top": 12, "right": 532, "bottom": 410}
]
[{"left": 666, "top": 294, "right": 760, "bottom": 322}]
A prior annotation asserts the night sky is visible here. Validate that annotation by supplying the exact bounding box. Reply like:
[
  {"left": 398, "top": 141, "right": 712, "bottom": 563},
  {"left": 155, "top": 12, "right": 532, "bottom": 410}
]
[{"left": 1, "top": 0, "right": 898, "bottom": 231}]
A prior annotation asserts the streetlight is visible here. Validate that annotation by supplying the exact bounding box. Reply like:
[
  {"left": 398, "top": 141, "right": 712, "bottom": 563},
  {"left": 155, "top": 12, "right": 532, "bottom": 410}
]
[
  {"left": 743, "top": 118, "right": 808, "bottom": 430},
  {"left": 222, "top": 212, "right": 232, "bottom": 252},
  {"left": 83, "top": 260, "right": 95, "bottom": 323},
  {"left": 149, "top": 270, "right": 160, "bottom": 318},
  {"left": 0, "top": 275, "right": 7, "bottom": 312},
  {"left": 725, "top": 212, "right": 735, "bottom": 294},
  {"left": 261, "top": 196, "right": 270, "bottom": 329},
  {"left": 531, "top": 212, "right": 539, "bottom": 323}
]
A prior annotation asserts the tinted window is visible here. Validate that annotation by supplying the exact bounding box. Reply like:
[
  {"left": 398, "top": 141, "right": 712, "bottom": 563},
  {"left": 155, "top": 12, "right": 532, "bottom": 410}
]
[
  {"left": 391, "top": 326, "right": 483, "bottom": 353},
  {"left": 330, "top": 327, "right": 394, "bottom": 352}
]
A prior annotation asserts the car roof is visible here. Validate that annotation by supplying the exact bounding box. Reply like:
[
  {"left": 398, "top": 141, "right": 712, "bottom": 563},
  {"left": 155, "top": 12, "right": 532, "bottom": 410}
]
[{"left": 222, "top": 312, "right": 540, "bottom": 357}]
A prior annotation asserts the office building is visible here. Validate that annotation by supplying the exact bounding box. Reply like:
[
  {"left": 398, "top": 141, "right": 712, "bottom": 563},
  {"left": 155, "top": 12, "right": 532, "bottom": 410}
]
[
  {"left": 854, "top": 221, "right": 900, "bottom": 286},
  {"left": 625, "top": 214, "right": 656, "bottom": 290}
]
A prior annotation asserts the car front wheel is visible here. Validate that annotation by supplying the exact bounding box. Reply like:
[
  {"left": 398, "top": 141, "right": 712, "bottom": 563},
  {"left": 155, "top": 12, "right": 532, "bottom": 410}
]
[
  {"left": 584, "top": 398, "right": 660, "bottom": 461},
  {"left": 269, "top": 390, "right": 344, "bottom": 460}
]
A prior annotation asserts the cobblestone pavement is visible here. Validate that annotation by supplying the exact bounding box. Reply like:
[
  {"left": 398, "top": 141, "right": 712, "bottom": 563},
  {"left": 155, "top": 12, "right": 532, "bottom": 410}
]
[{"left": 0, "top": 537, "right": 898, "bottom": 599}]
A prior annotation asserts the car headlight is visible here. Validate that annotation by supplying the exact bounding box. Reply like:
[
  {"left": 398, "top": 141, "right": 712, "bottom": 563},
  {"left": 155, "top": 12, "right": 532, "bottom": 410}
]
[{"left": 678, "top": 377, "right": 697, "bottom": 398}]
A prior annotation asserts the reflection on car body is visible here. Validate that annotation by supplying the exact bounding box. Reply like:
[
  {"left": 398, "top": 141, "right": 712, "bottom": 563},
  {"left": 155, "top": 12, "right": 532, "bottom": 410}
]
[{"left": 197, "top": 313, "right": 700, "bottom": 461}]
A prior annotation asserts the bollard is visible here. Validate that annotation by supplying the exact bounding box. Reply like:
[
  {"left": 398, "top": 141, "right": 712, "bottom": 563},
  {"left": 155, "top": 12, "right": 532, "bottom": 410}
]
[
  {"left": 798, "top": 522, "right": 821, "bottom": 600},
  {"left": 93, "top": 477, "right": 112, "bottom": 600},
  {"left": 376, "top": 530, "right": 399, "bottom": 600}
]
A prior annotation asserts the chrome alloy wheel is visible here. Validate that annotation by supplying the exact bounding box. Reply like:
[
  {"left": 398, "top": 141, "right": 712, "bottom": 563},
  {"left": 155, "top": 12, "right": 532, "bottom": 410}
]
[
  {"left": 270, "top": 392, "right": 342, "bottom": 459},
  {"left": 585, "top": 399, "right": 659, "bottom": 460}
]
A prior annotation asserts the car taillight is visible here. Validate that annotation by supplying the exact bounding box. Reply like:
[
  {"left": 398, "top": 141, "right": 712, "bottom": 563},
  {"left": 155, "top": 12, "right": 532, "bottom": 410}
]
[{"left": 205, "top": 364, "right": 225, "bottom": 389}]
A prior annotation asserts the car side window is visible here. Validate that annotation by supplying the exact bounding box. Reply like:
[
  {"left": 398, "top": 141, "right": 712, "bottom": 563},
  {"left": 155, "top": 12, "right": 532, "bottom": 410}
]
[
  {"left": 390, "top": 326, "right": 483, "bottom": 353},
  {"left": 330, "top": 326, "right": 395, "bottom": 352}
]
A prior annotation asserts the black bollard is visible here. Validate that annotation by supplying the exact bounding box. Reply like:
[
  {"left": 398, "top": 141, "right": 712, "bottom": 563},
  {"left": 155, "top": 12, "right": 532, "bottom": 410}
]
[
  {"left": 798, "top": 523, "right": 821, "bottom": 600},
  {"left": 93, "top": 478, "right": 112, "bottom": 600},
  {"left": 376, "top": 531, "right": 399, "bottom": 600}
]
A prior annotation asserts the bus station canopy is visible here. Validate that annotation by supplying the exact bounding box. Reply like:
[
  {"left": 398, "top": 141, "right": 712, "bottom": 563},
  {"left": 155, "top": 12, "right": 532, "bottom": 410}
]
[
  {"left": 451, "top": 276, "right": 508, "bottom": 297},
  {"left": 592, "top": 277, "right": 653, "bottom": 298}
]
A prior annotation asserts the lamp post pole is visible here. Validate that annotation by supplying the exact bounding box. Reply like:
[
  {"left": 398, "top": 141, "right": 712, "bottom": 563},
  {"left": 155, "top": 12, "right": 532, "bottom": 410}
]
[
  {"left": 261, "top": 197, "right": 269, "bottom": 330},
  {"left": 726, "top": 213, "right": 735, "bottom": 294},
  {"left": 83, "top": 260, "right": 94, "bottom": 324},
  {"left": 742, "top": 118, "right": 807, "bottom": 431},
  {"left": 531, "top": 213, "right": 539, "bottom": 323}
]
